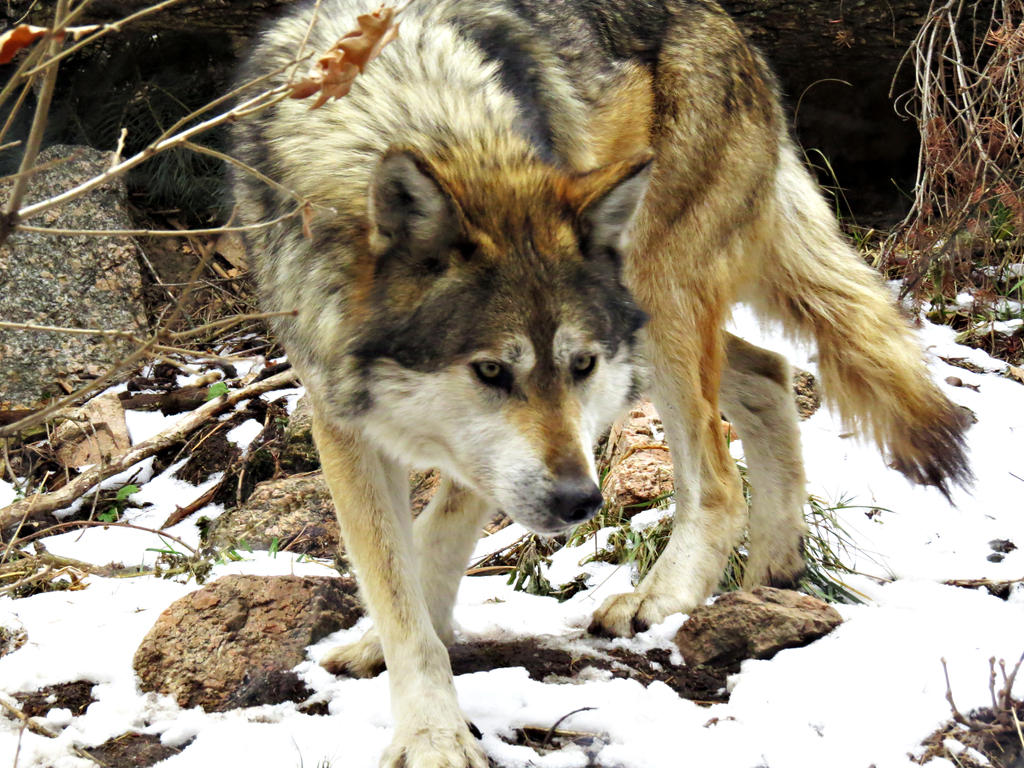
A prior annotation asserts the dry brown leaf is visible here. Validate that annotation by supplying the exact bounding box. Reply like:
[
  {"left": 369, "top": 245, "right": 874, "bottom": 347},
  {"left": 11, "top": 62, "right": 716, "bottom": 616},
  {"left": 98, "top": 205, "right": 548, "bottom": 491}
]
[
  {"left": 290, "top": 5, "right": 401, "bottom": 109},
  {"left": 0, "top": 24, "right": 49, "bottom": 64},
  {"left": 0, "top": 23, "right": 101, "bottom": 64},
  {"left": 301, "top": 202, "right": 315, "bottom": 240},
  {"left": 1008, "top": 364, "right": 1024, "bottom": 384}
]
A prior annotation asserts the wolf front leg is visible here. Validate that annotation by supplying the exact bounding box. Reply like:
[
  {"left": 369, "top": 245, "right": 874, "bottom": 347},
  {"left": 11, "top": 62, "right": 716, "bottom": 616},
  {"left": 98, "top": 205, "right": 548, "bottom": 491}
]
[
  {"left": 590, "top": 296, "right": 748, "bottom": 637},
  {"left": 312, "top": 415, "right": 489, "bottom": 768},
  {"left": 321, "top": 477, "right": 493, "bottom": 677}
]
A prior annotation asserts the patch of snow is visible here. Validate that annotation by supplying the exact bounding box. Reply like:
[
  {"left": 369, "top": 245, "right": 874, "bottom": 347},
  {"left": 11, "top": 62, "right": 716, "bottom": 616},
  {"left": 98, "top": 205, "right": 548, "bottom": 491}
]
[{"left": 225, "top": 419, "right": 263, "bottom": 455}]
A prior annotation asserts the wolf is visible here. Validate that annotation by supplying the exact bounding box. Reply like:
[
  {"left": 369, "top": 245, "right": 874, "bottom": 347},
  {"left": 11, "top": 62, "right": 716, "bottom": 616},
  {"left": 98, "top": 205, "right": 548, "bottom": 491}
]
[{"left": 231, "top": 0, "right": 972, "bottom": 764}]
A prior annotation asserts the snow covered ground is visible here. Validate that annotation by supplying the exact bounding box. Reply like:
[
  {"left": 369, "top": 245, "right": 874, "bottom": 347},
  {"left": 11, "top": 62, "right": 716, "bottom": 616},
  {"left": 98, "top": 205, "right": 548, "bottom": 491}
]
[{"left": 1, "top": 309, "right": 1022, "bottom": 768}]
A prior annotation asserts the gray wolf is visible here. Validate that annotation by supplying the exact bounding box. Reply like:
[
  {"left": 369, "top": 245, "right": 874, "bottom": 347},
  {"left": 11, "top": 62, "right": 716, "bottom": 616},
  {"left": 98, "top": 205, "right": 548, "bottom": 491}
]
[{"left": 231, "top": 1, "right": 972, "bottom": 765}]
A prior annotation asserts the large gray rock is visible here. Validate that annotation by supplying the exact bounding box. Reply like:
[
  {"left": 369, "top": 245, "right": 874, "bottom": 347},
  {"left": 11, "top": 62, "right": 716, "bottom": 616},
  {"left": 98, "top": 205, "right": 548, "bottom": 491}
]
[
  {"left": 0, "top": 145, "right": 147, "bottom": 407},
  {"left": 133, "top": 574, "right": 362, "bottom": 711}
]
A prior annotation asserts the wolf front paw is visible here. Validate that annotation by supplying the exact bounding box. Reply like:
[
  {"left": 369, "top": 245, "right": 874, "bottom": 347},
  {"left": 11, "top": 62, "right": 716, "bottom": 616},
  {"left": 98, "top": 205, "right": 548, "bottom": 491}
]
[
  {"left": 380, "top": 721, "right": 489, "bottom": 768},
  {"left": 588, "top": 591, "right": 678, "bottom": 638},
  {"left": 320, "top": 629, "right": 385, "bottom": 678}
]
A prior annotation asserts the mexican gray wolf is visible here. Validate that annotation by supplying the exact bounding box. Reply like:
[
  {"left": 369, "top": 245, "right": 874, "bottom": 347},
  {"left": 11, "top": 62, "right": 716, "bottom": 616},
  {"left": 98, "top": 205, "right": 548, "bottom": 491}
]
[{"left": 231, "top": 0, "right": 972, "bottom": 764}]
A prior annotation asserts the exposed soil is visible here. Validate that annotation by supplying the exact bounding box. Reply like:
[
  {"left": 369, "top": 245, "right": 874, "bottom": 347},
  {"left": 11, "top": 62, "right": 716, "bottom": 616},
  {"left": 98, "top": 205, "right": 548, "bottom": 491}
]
[
  {"left": 83, "top": 732, "right": 192, "bottom": 768},
  {"left": 448, "top": 638, "right": 730, "bottom": 704},
  {"left": 13, "top": 680, "right": 96, "bottom": 717}
]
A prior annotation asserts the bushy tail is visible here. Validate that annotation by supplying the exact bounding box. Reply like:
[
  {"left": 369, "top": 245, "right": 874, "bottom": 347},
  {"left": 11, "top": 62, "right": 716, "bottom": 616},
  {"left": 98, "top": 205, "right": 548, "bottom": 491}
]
[{"left": 751, "top": 143, "right": 973, "bottom": 498}]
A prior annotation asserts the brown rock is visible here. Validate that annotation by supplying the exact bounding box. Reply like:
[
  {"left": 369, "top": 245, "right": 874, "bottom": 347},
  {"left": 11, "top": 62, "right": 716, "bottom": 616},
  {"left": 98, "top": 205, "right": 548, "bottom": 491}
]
[
  {"left": 51, "top": 392, "right": 131, "bottom": 468},
  {"left": 279, "top": 395, "right": 320, "bottom": 473},
  {"left": 793, "top": 368, "right": 822, "bottom": 421},
  {"left": 206, "top": 474, "right": 340, "bottom": 558},
  {"left": 599, "top": 400, "right": 674, "bottom": 511},
  {"left": 207, "top": 467, "right": 442, "bottom": 558},
  {"left": 133, "top": 574, "right": 362, "bottom": 711},
  {"left": 675, "top": 587, "right": 842, "bottom": 667}
]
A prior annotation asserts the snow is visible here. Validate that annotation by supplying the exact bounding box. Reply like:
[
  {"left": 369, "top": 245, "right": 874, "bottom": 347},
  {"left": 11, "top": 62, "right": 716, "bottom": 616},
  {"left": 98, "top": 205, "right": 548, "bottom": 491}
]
[{"left": 2, "top": 311, "right": 1023, "bottom": 768}]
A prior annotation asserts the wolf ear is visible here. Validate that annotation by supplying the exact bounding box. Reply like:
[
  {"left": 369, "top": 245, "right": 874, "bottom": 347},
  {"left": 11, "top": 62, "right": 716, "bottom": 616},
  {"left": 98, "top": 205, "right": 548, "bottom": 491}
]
[
  {"left": 571, "top": 154, "right": 653, "bottom": 259},
  {"left": 369, "top": 150, "right": 458, "bottom": 252}
]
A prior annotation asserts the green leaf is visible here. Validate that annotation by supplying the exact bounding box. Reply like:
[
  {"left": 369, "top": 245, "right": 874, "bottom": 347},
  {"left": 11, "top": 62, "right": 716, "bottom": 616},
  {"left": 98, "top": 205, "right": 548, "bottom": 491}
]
[
  {"left": 115, "top": 484, "right": 139, "bottom": 502},
  {"left": 205, "top": 381, "right": 230, "bottom": 401}
]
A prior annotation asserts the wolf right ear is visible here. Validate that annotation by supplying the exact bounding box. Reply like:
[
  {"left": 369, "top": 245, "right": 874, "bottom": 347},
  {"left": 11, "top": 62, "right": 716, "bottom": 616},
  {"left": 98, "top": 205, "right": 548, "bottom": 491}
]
[
  {"left": 369, "top": 150, "right": 458, "bottom": 253},
  {"left": 571, "top": 154, "right": 653, "bottom": 260}
]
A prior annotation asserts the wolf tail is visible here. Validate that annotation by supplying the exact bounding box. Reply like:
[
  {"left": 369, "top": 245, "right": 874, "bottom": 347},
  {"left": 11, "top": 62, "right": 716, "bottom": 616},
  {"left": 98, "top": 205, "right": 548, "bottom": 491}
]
[{"left": 749, "top": 142, "right": 973, "bottom": 498}]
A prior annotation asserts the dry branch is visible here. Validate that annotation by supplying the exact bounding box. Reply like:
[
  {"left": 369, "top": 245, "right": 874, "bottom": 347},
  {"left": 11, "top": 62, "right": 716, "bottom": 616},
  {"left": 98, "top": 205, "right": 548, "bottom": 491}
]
[{"left": 0, "top": 369, "right": 299, "bottom": 529}]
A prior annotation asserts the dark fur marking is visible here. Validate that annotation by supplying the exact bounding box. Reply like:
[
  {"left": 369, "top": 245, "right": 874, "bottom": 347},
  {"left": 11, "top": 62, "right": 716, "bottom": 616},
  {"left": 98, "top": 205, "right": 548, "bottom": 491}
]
[
  {"left": 573, "top": 0, "right": 672, "bottom": 64},
  {"left": 457, "top": 17, "right": 557, "bottom": 160}
]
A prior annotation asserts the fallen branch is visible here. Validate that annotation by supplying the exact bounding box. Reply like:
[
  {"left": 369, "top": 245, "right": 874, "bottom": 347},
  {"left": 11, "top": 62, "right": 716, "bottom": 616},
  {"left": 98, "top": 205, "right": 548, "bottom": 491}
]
[{"left": 0, "top": 369, "right": 299, "bottom": 529}]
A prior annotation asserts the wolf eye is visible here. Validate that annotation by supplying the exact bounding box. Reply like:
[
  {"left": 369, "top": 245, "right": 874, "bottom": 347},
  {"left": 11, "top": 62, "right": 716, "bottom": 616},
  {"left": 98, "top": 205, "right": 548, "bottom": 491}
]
[
  {"left": 471, "top": 361, "right": 513, "bottom": 391},
  {"left": 571, "top": 353, "right": 597, "bottom": 380}
]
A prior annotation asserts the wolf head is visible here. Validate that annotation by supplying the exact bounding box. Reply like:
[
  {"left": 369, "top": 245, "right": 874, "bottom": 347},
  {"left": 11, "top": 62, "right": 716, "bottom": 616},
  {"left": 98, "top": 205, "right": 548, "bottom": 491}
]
[{"left": 352, "top": 147, "right": 651, "bottom": 533}]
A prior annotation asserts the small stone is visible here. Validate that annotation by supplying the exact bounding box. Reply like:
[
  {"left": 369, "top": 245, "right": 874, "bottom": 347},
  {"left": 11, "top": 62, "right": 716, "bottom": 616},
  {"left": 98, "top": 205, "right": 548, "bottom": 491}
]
[{"left": 675, "top": 587, "right": 842, "bottom": 667}]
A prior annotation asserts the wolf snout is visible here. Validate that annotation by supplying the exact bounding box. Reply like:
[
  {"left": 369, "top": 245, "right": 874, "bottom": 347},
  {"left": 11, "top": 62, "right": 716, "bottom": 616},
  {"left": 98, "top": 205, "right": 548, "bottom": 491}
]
[{"left": 549, "top": 478, "right": 604, "bottom": 526}]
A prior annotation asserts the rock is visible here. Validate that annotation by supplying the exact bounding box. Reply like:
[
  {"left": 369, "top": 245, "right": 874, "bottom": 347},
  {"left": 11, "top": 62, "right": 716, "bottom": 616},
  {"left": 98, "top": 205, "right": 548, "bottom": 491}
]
[
  {"left": 279, "top": 395, "right": 319, "bottom": 473},
  {"left": 206, "top": 474, "right": 340, "bottom": 558},
  {"left": 0, "top": 145, "right": 148, "bottom": 408},
  {"left": 0, "top": 622, "right": 27, "bottom": 659},
  {"left": 133, "top": 574, "right": 362, "bottom": 711},
  {"left": 51, "top": 392, "right": 131, "bottom": 468},
  {"left": 599, "top": 400, "right": 674, "bottom": 512},
  {"left": 207, "top": 466, "right": 443, "bottom": 559},
  {"left": 793, "top": 368, "right": 822, "bottom": 420},
  {"left": 410, "top": 469, "right": 441, "bottom": 515},
  {"left": 675, "top": 587, "right": 842, "bottom": 667}
]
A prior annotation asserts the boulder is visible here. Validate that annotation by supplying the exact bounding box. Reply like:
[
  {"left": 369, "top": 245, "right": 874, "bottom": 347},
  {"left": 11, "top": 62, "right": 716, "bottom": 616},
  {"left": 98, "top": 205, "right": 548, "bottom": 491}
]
[
  {"left": 599, "top": 400, "right": 674, "bottom": 512},
  {"left": 675, "top": 586, "right": 842, "bottom": 667},
  {"left": 0, "top": 145, "right": 148, "bottom": 408},
  {"left": 133, "top": 574, "right": 362, "bottom": 711},
  {"left": 206, "top": 474, "right": 340, "bottom": 558}
]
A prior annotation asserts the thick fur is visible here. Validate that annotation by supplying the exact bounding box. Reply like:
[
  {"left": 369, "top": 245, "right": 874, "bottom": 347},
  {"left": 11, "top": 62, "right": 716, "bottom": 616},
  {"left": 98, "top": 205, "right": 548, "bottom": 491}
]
[{"left": 231, "top": 1, "right": 972, "bottom": 764}]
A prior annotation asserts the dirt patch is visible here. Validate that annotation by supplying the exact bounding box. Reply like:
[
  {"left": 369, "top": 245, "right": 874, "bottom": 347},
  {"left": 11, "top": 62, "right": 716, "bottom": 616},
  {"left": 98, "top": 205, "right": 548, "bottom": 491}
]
[
  {"left": 14, "top": 680, "right": 96, "bottom": 718},
  {"left": 448, "top": 638, "right": 729, "bottom": 704},
  {"left": 84, "top": 732, "right": 191, "bottom": 768}
]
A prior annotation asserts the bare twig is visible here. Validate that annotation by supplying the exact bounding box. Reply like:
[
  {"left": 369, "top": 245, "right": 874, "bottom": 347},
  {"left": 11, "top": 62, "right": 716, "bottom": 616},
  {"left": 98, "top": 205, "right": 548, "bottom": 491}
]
[
  {"left": 0, "top": 0, "right": 69, "bottom": 244},
  {"left": 21, "top": 0, "right": 187, "bottom": 78},
  {"left": 0, "top": 695, "right": 58, "bottom": 738},
  {"left": 0, "top": 369, "right": 299, "bottom": 528},
  {"left": 13, "top": 84, "right": 290, "bottom": 226},
  {"left": 13, "top": 206, "right": 306, "bottom": 237}
]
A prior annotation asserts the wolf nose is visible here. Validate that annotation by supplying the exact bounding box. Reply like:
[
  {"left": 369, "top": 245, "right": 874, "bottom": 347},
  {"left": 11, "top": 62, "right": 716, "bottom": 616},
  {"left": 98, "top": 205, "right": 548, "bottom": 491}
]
[{"left": 551, "top": 480, "right": 604, "bottom": 525}]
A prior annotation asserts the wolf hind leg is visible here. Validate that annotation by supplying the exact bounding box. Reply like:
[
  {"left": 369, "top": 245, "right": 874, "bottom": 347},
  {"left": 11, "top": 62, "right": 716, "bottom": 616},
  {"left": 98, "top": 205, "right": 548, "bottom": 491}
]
[
  {"left": 720, "top": 332, "right": 807, "bottom": 589},
  {"left": 321, "top": 476, "right": 492, "bottom": 678},
  {"left": 590, "top": 293, "right": 748, "bottom": 637}
]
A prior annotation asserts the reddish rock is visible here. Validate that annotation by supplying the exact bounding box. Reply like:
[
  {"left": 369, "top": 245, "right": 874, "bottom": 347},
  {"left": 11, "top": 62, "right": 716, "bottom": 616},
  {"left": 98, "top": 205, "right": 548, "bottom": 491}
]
[
  {"left": 599, "top": 400, "right": 674, "bottom": 512},
  {"left": 133, "top": 575, "right": 362, "bottom": 711},
  {"left": 675, "top": 587, "right": 842, "bottom": 667}
]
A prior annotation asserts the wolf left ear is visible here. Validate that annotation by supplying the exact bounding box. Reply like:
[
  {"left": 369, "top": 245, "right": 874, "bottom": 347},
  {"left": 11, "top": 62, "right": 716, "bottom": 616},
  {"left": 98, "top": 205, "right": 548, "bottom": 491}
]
[
  {"left": 369, "top": 149, "right": 458, "bottom": 253},
  {"left": 571, "top": 154, "right": 653, "bottom": 258}
]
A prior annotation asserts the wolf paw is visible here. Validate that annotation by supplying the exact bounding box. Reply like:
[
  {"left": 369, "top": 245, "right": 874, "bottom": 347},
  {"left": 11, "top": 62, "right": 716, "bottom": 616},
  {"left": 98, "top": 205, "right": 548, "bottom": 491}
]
[
  {"left": 588, "top": 591, "right": 677, "bottom": 638},
  {"left": 742, "top": 540, "right": 806, "bottom": 591},
  {"left": 380, "top": 721, "right": 489, "bottom": 768},
  {"left": 320, "top": 629, "right": 385, "bottom": 678}
]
